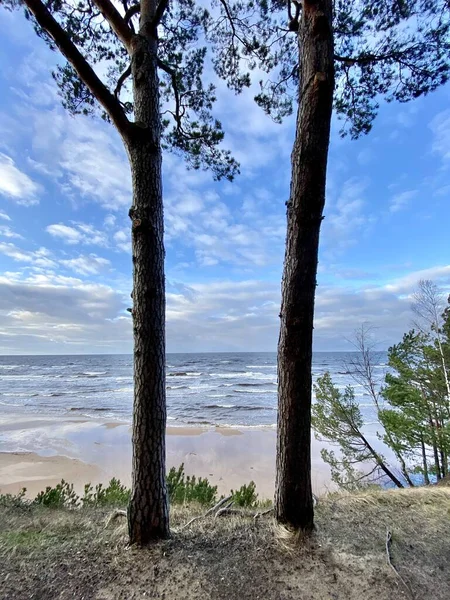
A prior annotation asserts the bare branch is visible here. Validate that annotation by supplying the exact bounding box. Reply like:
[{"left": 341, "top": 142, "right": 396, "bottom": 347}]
[
  {"left": 124, "top": 2, "right": 140, "bottom": 24},
  {"left": 23, "top": 0, "right": 131, "bottom": 137},
  {"left": 157, "top": 57, "right": 181, "bottom": 126},
  {"left": 91, "top": 0, "right": 134, "bottom": 49},
  {"left": 114, "top": 63, "right": 132, "bottom": 99},
  {"left": 152, "top": 0, "right": 169, "bottom": 29}
]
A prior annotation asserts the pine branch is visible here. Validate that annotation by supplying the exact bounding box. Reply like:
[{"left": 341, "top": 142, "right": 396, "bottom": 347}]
[
  {"left": 91, "top": 0, "right": 134, "bottom": 49},
  {"left": 152, "top": 0, "right": 169, "bottom": 29},
  {"left": 124, "top": 2, "right": 140, "bottom": 24},
  {"left": 114, "top": 64, "right": 132, "bottom": 98},
  {"left": 157, "top": 57, "right": 181, "bottom": 126},
  {"left": 23, "top": 0, "right": 131, "bottom": 137}
]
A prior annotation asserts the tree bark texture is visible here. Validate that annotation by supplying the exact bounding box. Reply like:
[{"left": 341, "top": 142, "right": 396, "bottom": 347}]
[
  {"left": 275, "top": 0, "right": 334, "bottom": 531},
  {"left": 127, "top": 12, "right": 169, "bottom": 543}
]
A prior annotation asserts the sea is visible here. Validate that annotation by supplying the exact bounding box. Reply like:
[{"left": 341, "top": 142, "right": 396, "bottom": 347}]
[{"left": 0, "top": 352, "right": 387, "bottom": 428}]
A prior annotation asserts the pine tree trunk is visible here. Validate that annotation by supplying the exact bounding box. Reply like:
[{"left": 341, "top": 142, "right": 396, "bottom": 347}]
[
  {"left": 420, "top": 435, "right": 430, "bottom": 485},
  {"left": 275, "top": 0, "right": 334, "bottom": 531},
  {"left": 127, "top": 21, "right": 169, "bottom": 544}
]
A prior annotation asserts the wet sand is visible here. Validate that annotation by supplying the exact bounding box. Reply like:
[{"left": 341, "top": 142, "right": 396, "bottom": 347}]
[{"left": 0, "top": 415, "right": 331, "bottom": 500}]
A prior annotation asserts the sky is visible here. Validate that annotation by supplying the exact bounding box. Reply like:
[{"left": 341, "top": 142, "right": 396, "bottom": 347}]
[{"left": 0, "top": 9, "right": 449, "bottom": 354}]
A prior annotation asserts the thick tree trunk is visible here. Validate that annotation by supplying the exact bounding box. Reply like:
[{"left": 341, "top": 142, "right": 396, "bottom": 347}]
[
  {"left": 127, "top": 18, "right": 169, "bottom": 544},
  {"left": 275, "top": 0, "right": 334, "bottom": 531}
]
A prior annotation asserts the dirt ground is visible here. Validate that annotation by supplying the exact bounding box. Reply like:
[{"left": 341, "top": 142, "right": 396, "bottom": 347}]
[{"left": 1, "top": 486, "right": 449, "bottom": 600}]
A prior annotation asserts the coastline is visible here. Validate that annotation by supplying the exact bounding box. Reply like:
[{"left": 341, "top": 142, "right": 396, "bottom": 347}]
[{"left": 0, "top": 415, "right": 332, "bottom": 499}]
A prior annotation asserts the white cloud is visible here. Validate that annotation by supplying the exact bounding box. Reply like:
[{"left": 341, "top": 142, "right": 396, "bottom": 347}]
[
  {"left": 104, "top": 214, "right": 116, "bottom": 229},
  {"left": 323, "top": 177, "right": 374, "bottom": 253},
  {"left": 0, "top": 242, "right": 56, "bottom": 268},
  {"left": 46, "top": 222, "right": 108, "bottom": 247},
  {"left": 113, "top": 229, "right": 131, "bottom": 253},
  {"left": 0, "top": 210, "right": 11, "bottom": 221},
  {"left": 0, "top": 153, "right": 39, "bottom": 206},
  {"left": 60, "top": 255, "right": 111, "bottom": 276},
  {"left": 46, "top": 224, "right": 83, "bottom": 245},
  {"left": 429, "top": 109, "right": 450, "bottom": 165},
  {"left": 0, "top": 271, "right": 129, "bottom": 353},
  {"left": 0, "top": 225, "right": 23, "bottom": 239},
  {"left": 389, "top": 190, "right": 418, "bottom": 213}
]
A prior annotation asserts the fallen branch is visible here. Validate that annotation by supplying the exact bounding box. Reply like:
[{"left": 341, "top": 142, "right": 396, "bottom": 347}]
[
  {"left": 104, "top": 508, "right": 127, "bottom": 528},
  {"left": 385, "top": 528, "right": 415, "bottom": 599},
  {"left": 179, "top": 495, "right": 233, "bottom": 530},
  {"left": 214, "top": 499, "right": 235, "bottom": 518},
  {"left": 253, "top": 507, "right": 274, "bottom": 521}
]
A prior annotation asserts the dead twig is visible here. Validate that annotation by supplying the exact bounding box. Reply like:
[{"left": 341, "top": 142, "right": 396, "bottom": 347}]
[
  {"left": 214, "top": 499, "right": 235, "bottom": 518},
  {"left": 180, "top": 495, "right": 233, "bottom": 530},
  {"left": 385, "top": 528, "right": 415, "bottom": 599},
  {"left": 104, "top": 509, "right": 127, "bottom": 529},
  {"left": 254, "top": 507, "right": 274, "bottom": 521}
]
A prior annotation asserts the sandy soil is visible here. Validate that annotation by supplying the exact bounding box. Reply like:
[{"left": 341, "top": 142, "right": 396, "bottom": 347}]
[
  {"left": 1, "top": 486, "right": 449, "bottom": 599},
  {"left": 0, "top": 453, "right": 99, "bottom": 497},
  {"left": 0, "top": 415, "right": 332, "bottom": 500}
]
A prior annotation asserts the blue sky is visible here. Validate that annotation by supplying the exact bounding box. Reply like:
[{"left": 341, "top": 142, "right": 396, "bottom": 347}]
[{"left": 0, "top": 9, "right": 449, "bottom": 354}]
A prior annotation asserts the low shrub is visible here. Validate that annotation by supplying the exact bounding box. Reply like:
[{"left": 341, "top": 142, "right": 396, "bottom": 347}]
[
  {"left": 0, "top": 488, "right": 29, "bottom": 509},
  {"left": 34, "top": 480, "right": 79, "bottom": 508},
  {"left": 167, "top": 464, "right": 218, "bottom": 506},
  {"left": 82, "top": 478, "right": 131, "bottom": 507},
  {"left": 231, "top": 481, "right": 258, "bottom": 508}
]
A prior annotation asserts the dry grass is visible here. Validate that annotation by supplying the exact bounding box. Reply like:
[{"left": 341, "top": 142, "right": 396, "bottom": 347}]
[{"left": 1, "top": 486, "right": 449, "bottom": 599}]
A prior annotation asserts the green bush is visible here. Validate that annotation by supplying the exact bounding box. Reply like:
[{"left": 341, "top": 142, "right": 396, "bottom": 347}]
[
  {"left": 231, "top": 481, "right": 258, "bottom": 507},
  {"left": 0, "top": 488, "right": 29, "bottom": 509},
  {"left": 34, "top": 480, "right": 79, "bottom": 508},
  {"left": 167, "top": 464, "right": 218, "bottom": 506},
  {"left": 82, "top": 478, "right": 130, "bottom": 507}
]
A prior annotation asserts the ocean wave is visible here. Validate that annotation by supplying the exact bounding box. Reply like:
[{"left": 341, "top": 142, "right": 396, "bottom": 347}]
[
  {"left": 167, "top": 372, "right": 202, "bottom": 377},
  {"left": 233, "top": 389, "right": 276, "bottom": 394},
  {"left": 166, "top": 385, "right": 189, "bottom": 390},
  {"left": 83, "top": 371, "right": 108, "bottom": 377},
  {"left": 205, "top": 404, "right": 274, "bottom": 411},
  {"left": 212, "top": 372, "right": 273, "bottom": 380},
  {"left": 245, "top": 365, "right": 276, "bottom": 369},
  {"left": 69, "top": 406, "right": 112, "bottom": 412},
  {"left": 0, "top": 374, "right": 51, "bottom": 380},
  {"left": 235, "top": 382, "right": 274, "bottom": 388}
]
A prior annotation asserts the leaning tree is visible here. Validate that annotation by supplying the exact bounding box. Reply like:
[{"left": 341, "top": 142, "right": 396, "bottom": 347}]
[
  {"left": 1, "top": 0, "right": 238, "bottom": 543},
  {"left": 212, "top": 0, "right": 450, "bottom": 530}
]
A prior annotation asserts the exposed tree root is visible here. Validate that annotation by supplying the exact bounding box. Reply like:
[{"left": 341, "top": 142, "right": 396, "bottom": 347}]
[
  {"left": 179, "top": 495, "right": 233, "bottom": 531},
  {"left": 104, "top": 509, "right": 127, "bottom": 529},
  {"left": 385, "top": 528, "right": 414, "bottom": 599}
]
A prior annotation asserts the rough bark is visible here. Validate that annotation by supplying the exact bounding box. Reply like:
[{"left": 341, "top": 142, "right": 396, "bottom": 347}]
[
  {"left": 275, "top": 0, "right": 334, "bottom": 530},
  {"left": 420, "top": 435, "right": 430, "bottom": 485},
  {"left": 127, "top": 6, "right": 169, "bottom": 543}
]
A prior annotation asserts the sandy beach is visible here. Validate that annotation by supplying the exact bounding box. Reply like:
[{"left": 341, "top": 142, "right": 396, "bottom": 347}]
[{"left": 0, "top": 414, "right": 331, "bottom": 500}]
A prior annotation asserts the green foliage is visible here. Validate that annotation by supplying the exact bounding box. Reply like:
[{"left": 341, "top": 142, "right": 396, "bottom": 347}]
[
  {"left": 210, "top": 0, "right": 450, "bottom": 137},
  {"left": 230, "top": 481, "right": 258, "bottom": 507},
  {"left": 0, "top": 488, "right": 29, "bottom": 509},
  {"left": 82, "top": 478, "right": 131, "bottom": 508},
  {"left": 2, "top": 0, "right": 239, "bottom": 181},
  {"left": 312, "top": 287, "right": 450, "bottom": 490},
  {"left": 167, "top": 464, "right": 218, "bottom": 506},
  {"left": 312, "top": 373, "right": 386, "bottom": 490},
  {"left": 380, "top": 322, "right": 450, "bottom": 482},
  {"left": 34, "top": 480, "right": 79, "bottom": 509}
]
